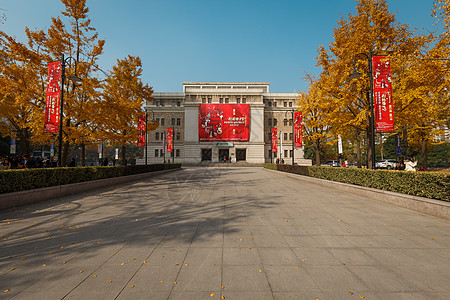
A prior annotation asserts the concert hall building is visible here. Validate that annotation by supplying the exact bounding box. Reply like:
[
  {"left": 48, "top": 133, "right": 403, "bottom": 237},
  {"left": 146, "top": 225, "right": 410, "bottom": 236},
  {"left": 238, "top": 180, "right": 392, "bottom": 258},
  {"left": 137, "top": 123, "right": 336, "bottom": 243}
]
[{"left": 137, "top": 82, "right": 311, "bottom": 165}]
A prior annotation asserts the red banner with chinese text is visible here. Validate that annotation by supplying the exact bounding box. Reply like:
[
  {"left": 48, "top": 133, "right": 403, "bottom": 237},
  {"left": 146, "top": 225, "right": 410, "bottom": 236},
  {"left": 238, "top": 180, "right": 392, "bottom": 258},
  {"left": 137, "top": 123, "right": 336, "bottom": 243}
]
[
  {"left": 372, "top": 56, "right": 394, "bottom": 132},
  {"left": 198, "top": 104, "right": 250, "bottom": 141},
  {"left": 294, "top": 112, "right": 303, "bottom": 148},
  {"left": 137, "top": 114, "right": 146, "bottom": 147},
  {"left": 167, "top": 128, "right": 173, "bottom": 152},
  {"left": 271, "top": 128, "right": 278, "bottom": 153},
  {"left": 44, "top": 61, "right": 62, "bottom": 133}
]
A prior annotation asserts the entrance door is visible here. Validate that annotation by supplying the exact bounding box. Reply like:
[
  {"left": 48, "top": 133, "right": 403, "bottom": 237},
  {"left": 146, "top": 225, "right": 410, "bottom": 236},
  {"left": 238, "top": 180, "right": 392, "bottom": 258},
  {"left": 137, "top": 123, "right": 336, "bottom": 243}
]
[
  {"left": 201, "top": 148, "right": 212, "bottom": 161},
  {"left": 236, "top": 148, "right": 246, "bottom": 161},
  {"left": 219, "top": 149, "right": 229, "bottom": 162}
]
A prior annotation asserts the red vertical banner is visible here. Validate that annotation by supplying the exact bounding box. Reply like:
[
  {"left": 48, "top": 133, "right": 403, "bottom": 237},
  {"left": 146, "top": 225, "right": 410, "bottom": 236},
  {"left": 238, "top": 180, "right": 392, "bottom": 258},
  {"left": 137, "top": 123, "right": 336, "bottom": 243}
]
[
  {"left": 137, "top": 114, "right": 146, "bottom": 147},
  {"left": 167, "top": 128, "right": 173, "bottom": 153},
  {"left": 294, "top": 112, "right": 303, "bottom": 148},
  {"left": 271, "top": 128, "right": 278, "bottom": 153},
  {"left": 372, "top": 56, "right": 394, "bottom": 132},
  {"left": 43, "top": 61, "right": 62, "bottom": 133}
]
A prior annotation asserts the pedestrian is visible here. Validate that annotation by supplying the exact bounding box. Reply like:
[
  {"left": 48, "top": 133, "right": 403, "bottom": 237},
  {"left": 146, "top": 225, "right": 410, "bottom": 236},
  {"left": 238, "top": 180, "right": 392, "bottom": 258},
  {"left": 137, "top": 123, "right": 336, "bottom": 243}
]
[
  {"left": 397, "top": 157, "right": 405, "bottom": 170},
  {"left": 404, "top": 157, "right": 417, "bottom": 172},
  {"left": 276, "top": 158, "right": 280, "bottom": 164},
  {"left": 103, "top": 157, "right": 109, "bottom": 166},
  {"left": 68, "top": 158, "right": 76, "bottom": 167}
]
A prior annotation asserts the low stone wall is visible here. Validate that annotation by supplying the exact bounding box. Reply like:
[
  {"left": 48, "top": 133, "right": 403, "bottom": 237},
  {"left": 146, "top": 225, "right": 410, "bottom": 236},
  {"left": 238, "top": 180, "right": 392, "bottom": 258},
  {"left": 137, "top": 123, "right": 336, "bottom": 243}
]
[{"left": 0, "top": 168, "right": 180, "bottom": 210}]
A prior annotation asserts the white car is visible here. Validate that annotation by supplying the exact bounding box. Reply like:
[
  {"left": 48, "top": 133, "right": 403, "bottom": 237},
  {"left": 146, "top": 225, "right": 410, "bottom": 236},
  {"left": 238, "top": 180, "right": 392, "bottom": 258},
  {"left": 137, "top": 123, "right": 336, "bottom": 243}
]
[{"left": 375, "top": 159, "right": 397, "bottom": 170}]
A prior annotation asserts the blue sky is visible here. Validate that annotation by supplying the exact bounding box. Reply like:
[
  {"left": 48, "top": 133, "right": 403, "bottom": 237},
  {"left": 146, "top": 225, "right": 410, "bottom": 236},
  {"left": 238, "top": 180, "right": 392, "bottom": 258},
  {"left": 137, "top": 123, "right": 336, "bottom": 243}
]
[{"left": 0, "top": 0, "right": 439, "bottom": 93}]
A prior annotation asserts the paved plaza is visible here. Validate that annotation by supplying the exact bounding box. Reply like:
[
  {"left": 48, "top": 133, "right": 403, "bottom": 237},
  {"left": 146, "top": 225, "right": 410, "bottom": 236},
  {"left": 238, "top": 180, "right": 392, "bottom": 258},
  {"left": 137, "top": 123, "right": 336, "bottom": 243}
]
[{"left": 0, "top": 167, "right": 449, "bottom": 300}]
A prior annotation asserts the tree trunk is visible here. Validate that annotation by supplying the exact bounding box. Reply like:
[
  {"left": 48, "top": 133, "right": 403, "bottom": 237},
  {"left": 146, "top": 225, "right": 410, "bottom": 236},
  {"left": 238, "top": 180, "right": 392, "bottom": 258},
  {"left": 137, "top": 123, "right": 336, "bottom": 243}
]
[
  {"left": 366, "top": 128, "right": 374, "bottom": 169},
  {"left": 62, "top": 140, "right": 69, "bottom": 167},
  {"left": 356, "top": 128, "right": 362, "bottom": 168},
  {"left": 17, "top": 128, "right": 31, "bottom": 156},
  {"left": 421, "top": 136, "right": 428, "bottom": 170},
  {"left": 403, "top": 126, "right": 409, "bottom": 159},
  {"left": 121, "top": 144, "right": 126, "bottom": 166},
  {"left": 81, "top": 142, "right": 86, "bottom": 166},
  {"left": 313, "top": 138, "right": 321, "bottom": 166}
]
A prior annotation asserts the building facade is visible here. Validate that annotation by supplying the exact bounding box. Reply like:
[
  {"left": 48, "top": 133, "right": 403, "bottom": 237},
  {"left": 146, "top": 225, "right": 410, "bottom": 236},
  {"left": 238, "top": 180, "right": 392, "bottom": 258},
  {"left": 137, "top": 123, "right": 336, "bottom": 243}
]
[{"left": 137, "top": 82, "right": 311, "bottom": 165}]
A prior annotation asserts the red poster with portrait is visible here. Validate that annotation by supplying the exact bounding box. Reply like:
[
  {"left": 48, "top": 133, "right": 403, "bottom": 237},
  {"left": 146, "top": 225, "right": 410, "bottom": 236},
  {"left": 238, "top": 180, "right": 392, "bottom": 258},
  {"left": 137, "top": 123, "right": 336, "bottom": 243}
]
[
  {"left": 294, "top": 112, "right": 303, "bottom": 148},
  {"left": 137, "top": 114, "right": 146, "bottom": 147},
  {"left": 372, "top": 56, "right": 394, "bottom": 132},
  {"left": 198, "top": 104, "right": 250, "bottom": 141},
  {"left": 44, "top": 61, "right": 62, "bottom": 133},
  {"left": 167, "top": 128, "right": 173, "bottom": 152},
  {"left": 271, "top": 128, "right": 278, "bottom": 153}
]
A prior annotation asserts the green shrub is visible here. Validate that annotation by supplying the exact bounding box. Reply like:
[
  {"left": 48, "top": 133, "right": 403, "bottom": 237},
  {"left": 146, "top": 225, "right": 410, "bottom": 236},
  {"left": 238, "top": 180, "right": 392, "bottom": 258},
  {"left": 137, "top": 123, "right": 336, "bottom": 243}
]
[
  {"left": 0, "top": 164, "right": 181, "bottom": 194},
  {"left": 263, "top": 163, "right": 277, "bottom": 170},
  {"left": 263, "top": 164, "right": 449, "bottom": 202}
]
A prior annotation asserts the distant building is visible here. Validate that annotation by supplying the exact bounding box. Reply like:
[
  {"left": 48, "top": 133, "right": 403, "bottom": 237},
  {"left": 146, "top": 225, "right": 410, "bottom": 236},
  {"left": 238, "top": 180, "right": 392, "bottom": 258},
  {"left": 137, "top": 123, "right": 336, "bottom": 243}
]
[{"left": 137, "top": 82, "right": 312, "bottom": 165}]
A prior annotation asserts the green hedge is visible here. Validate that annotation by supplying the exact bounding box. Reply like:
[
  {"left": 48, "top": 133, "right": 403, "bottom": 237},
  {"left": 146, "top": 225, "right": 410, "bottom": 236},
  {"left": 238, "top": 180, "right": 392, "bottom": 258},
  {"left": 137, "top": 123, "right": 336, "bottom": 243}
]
[
  {"left": 264, "top": 164, "right": 450, "bottom": 202},
  {"left": 0, "top": 164, "right": 181, "bottom": 194}
]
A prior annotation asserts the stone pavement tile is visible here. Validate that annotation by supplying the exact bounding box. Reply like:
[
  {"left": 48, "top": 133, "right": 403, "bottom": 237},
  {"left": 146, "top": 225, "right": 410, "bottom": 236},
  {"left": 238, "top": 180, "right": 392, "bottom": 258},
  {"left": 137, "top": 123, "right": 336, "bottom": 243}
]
[
  {"left": 146, "top": 247, "right": 189, "bottom": 265},
  {"left": 184, "top": 248, "right": 222, "bottom": 266},
  {"left": 273, "top": 292, "right": 326, "bottom": 300},
  {"left": 223, "top": 234, "right": 255, "bottom": 248},
  {"left": 305, "top": 266, "right": 367, "bottom": 292},
  {"left": 191, "top": 232, "right": 223, "bottom": 248},
  {"left": 311, "top": 235, "right": 354, "bottom": 248},
  {"left": 328, "top": 249, "right": 378, "bottom": 266},
  {"left": 252, "top": 234, "right": 289, "bottom": 248},
  {"left": 116, "top": 291, "right": 170, "bottom": 300},
  {"left": 356, "top": 224, "right": 415, "bottom": 236},
  {"left": 65, "top": 244, "right": 124, "bottom": 266},
  {"left": 347, "top": 265, "right": 422, "bottom": 292},
  {"left": 169, "top": 291, "right": 222, "bottom": 300},
  {"left": 222, "top": 224, "right": 251, "bottom": 235},
  {"left": 172, "top": 265, "right": 221, "bottom": 292},
  {"left": 392, "top": 266, "right": 450, "bottom": 292},
  {"left": 364, "top": 248, "right": 421, "bottom": 266},
  {"left": 104, "top": 245, "right": 157, "bottom": 266},
  {"left": 222, "top": 266, "right": 271, "bottom": 292},
  {"left": 222, "top": 291, "right": 273, "bottom": 300},
  {"left": 223, "top": 247, "right": 261, "bottom": 266},
  {"left": 68, "top": 265, "right": 139, "bottom": 295},
  {"left": 64, "top": 291, "right": 120, "bottom": 300},
  {"left": 248, "top": 225, "right": 278, "bottom": 235},
  {"left": 301, "top": 225, "right": 339, "bottom": 236},
  {"left": 246, "top": 216, "right": 272, "bottom": 226},
  {"left": 401, "top": 248, "right": 450, "bottom": 266},
  {"left": 257, "top": 248, "right": 298, "bottom": 265},
  {"left": 401, "top": 235, "right": 450, "bottom": 249},
  {"left": 264, "top": 266, "right": 320, "bottom": 292},
  {"left": 344, "top": 235, "right": 392, "bottom": 248},
  {"left": 292, "top": 248, "right": 342, "bottom": 266},
  {"left": 3, "top": 292, "right": 72, "bottom": 300},
  {"left": 124, "top": 265, "right": 180, "bottom": 291},
  {"left": 272, "top": 225, "right": 308, "bottom": 236},
  {"left": 158, "top": 232, "right": 196, "bottom": 248},
  {"left": 284, "top": 236, "right": 322, "bottom": 248}
]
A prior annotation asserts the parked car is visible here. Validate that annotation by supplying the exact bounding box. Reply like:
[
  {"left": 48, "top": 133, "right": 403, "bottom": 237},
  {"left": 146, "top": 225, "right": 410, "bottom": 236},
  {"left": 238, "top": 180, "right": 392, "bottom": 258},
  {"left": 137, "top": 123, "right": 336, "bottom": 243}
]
[
  {"left": 375, "top": 159, "right": 398, "bottom": 170},
  {"left": 323, "top": 160, "right": 340, "bottom": 167}
]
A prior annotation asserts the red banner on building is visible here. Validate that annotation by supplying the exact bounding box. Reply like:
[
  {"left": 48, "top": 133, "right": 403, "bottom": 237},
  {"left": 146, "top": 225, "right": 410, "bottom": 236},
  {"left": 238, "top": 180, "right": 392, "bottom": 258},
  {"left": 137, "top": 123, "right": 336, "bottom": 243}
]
[
  {"left": 167, "top": 128, "right": 173, "bottom": 152},
  {"left": 294, "top": 112, "right": 303, "bottom": 148},
  {"left": 198, "top": 104, "right": 250, "bottom": 141},
  {"left": 43, "top": 61, "right": 62, "bottom": 133},
  {"left": 137, "top": 114, "right": 146, "bottom": 147},
  {"left": 372, "top": 56, "right": 394, "bottom": 132},
  {"left": 271, "top": 128, "right": 278, "bottom": 153}
]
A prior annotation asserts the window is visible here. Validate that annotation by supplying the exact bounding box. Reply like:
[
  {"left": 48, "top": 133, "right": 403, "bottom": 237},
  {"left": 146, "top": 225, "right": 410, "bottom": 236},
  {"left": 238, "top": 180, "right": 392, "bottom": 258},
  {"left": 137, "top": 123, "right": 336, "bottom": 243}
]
[
  {"left": 208, "top": 98, "right": 212, "bottom": 103},
  {"left": 176, "top": 132, "right": 181, "bottom": 140},
  {"left": 219, "top": 98, "right": 223, "bottom": 103},
  {"left": 284, "top": 102, "right": 287, "bottom": 107},
  {"left": 268, "top": 132, "right": 272, "bottom": 140},
  {"left": 290, "top": 150, "right": 293, "bottom": 157},
  {"left": 225, "top": 98, "right": 229, "bottom": 103},
  {"left": 155, "top": 149, "right": 159, "bottom": 157},
  {"left": 172, "top": 118, "right": 175, "bottom": 125},
  {"left": 160, "top": 101, "right": 165, "bottom": 107},
  {"left": 289, "top": 102, "right": 292, "bottom": 107},
  {"left": 172, "top": 101, "right": 176, "bottom": 107},
  {"left": 202, "top": 98, "right": 206, "bottom": 103},
  {"left": 177, "top": 118, "right": 181, "bottom": 126},
  {"left": 289, "top": 133, "right": 293, "bottom": 140},
  {"left": 155, "top": 132, "right": 159, "bottom": 140},
  {"left": 284, "top": 133, "right": 288, "bottom": 140},
  {"left": 242, "top": 98, "right": 246, "bottom": 103},
  {"left": 268, "top": 101, "right": 272, "bottom": 107},
  {"left": 156, "top": 118, "right": 160, "bottom": 124},
  {"left": 283, "top": 119, "right": 288, "bottom": 126},
  {"left": 161, "top": 118, "right": 165, "bottom": 126},
  {"left": 176, "top": 149, "right": 180, "bottom": 157},
  {"left": 284, "top": 150, "right": 288, "bottom": 158},
  {"left": 237, "top": 98, "right": 240, "bottom": 103},
  {"left": 273, "top": 101, "right": 277, "bottom": 107},
  {"left": 274, "top": 118, "right": 278, "bottom": 126},
  {"left": 268, "top": 119, "right": 272, "bottom": 127},
  {"left": 177, "top": 101, "right": 181, "bottom": 107},
  {"left": 155, "top": 101, "right": 160, "bottom": 106},
  {"left": 160, "top": 149, "right": 164, "bottom": 157}
]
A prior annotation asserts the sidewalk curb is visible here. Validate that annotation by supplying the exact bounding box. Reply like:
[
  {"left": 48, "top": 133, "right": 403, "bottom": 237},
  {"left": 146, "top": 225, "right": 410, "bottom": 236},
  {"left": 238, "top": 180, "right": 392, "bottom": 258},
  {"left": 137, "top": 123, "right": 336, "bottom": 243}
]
[
  {"left": 265, "top": 168, "right": 450, "bottom": 220},
  {"left": 0, "top": 168, "right": 181, "bottom": 210}
]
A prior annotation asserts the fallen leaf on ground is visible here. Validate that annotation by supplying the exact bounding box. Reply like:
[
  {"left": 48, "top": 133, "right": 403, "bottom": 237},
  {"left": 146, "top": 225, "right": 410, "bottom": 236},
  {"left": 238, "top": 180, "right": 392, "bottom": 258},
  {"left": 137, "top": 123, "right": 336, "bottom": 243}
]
[
  {"left": 3, "top": 289, "right": 10, "bottom": 293},
  {"left": 210, "top": 293, "right": 215, "bottom": 296}
]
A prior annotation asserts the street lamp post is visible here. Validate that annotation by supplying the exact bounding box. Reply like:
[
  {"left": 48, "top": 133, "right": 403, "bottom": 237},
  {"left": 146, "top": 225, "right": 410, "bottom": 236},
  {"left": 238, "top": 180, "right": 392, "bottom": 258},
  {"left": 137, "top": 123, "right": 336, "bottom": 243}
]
[
  {"left": 348, "top": 50, "right": 375, "bottom": 170},
  {"left": 284, "top": 109, "right": 295, "bottom": 165},
  {"left": 58, "top": 54, "right": 82, "bottom": 167}
]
